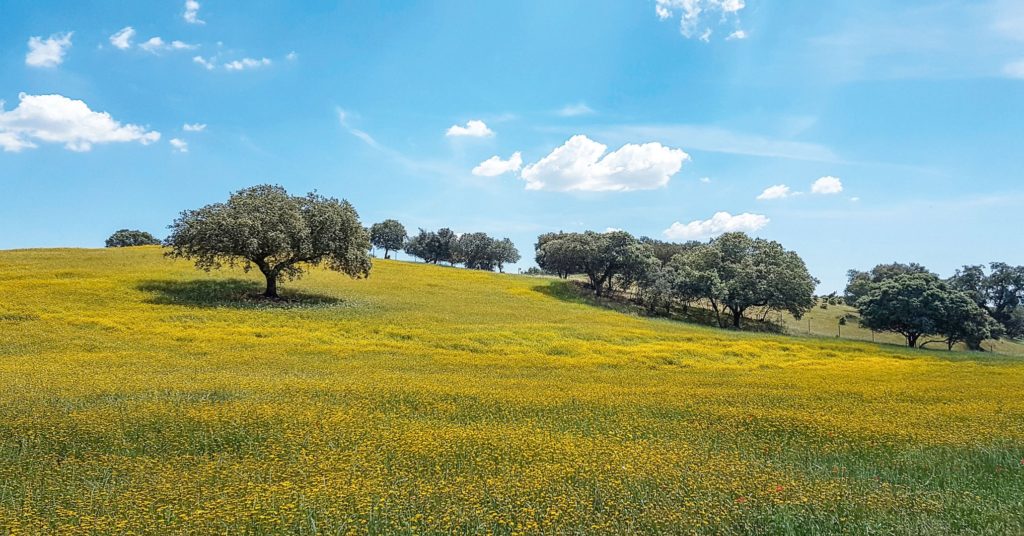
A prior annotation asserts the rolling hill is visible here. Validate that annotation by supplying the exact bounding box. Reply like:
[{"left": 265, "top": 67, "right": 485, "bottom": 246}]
[{"left": 1, "top": 247, "right": 1022, "bottom": 534}]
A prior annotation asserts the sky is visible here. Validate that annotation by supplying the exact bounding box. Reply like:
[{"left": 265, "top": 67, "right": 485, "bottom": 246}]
[{"left": 2, "top": 0, "right": 1023, "bottom": 291}]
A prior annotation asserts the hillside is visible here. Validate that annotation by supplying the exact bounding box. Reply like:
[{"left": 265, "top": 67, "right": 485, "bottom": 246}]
[{"left": 1, "top": 247, "right": 1022, "bottom": 534}]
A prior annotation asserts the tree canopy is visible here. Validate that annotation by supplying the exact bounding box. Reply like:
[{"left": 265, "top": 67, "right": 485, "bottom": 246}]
[
  {"left": 369, "top": 219, "right": 407, "bottom": 259},
  {"left": 405, "top": 228, "right": 520, "bottom": 272},
  {"left": 105, "top": 229, "right": 160, "bottom": 248},
  {"left": 165, "top": 184, "right": 371, "bottom": 298}
]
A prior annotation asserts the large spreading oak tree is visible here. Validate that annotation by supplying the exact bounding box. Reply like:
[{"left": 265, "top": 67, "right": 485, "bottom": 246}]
[{"left": 165, "top": 184, "right": 372, "bottom": 298}]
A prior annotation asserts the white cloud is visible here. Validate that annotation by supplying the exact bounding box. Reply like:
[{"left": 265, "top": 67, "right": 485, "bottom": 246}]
[
  {"left": 169, "top": 138, "right": 188, "bottom": 153},
  {"left": 726, "top": 30, "right": 748, "bottom": 40},
  {"left": 592, "top": 124, "right": 837, "bottom": 162},
  {"left": 811, "top": 176, "right": 843, "bottom": 195},
  {"left": 109, "top": 27, "right": 135, "bottom": 50},
  {"left": 654, "top": 0, "right": 746, "bottom": 41},
  {"left": 0, "top": 93, "right": 160, "bottom": 152},
  {"left": 193, "top": 55, "right": 215, "bottom": 70},
  {"left": 663, "top": 211, "right": 769, "bottom": 240},
  {"left": 183, "top": 123, "right": 206, "bottom": 132},
  {"left": 184, "top": 0, "right": 205, "bottom": 24},
  {"left": 557, "top": 103, "right": 595, "bottom": 117},
  {"left": 757, "top": 184, "right": 794, "bottom": 200},
  {"left": 472, "top": 152, "right": 522, "bottom": 177},
  {"left": 850, "top": 197, "right": 861, "bottom": 202},
  {"left": 336, "top": 108, "right": 382, "bottom": 149},
  {"left": 445, "top": 120, "right": 494, "bottom": 138},
  {"left": 286, "top": 51, "right": 298, "bottom": 61},
  {"left": 604, "top": 227, "right": 623, "bottom": 233},
  {"left": 699, "top": 177, "right": 712, "bottom": 183},
  {"left": 1003, "top": 60, "right": 1024, "bottom": 79},
  {"left": 139, "top": 37, "right": 197, "bottom": 53},
  {"left": 225, "top": 57, "right": 271, "bottom": 71},
  {"left": 25, "top": 32, "right": 73, "bottom": 68},
  {"left": 520, "top": 134, "right": 689, "bottom": 192}
]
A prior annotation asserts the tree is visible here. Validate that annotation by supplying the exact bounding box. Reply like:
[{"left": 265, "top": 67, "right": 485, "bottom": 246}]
[
  {"left": 672, "top": 232, "right": 817, "bottom": 328},
  {"left": 535, "top": 232, "right": 581, "bottom": 279},
  {"left": 493, "top": 238, "right": 521, "bottom": 273},
  {"left": 949, "top": 263, "right": 1024, "bottom": 343},
  {"left": 845, "top": 262, "right": 935, "bottom": 305},
  {"left": 105, "top": 229, "right": 161, "bottom": 247},
  {"left": 434, "top": 228, "right": 458, "bottom": 265},
  {"left": 537, "top": 231, "right": 650, "bottom": 297},
  {"left": 930, "top": 289, "right": 1002, "bottom": 351},
  {"left": 638, "top": 237, "right": 700, "bottom": 265},
  {"left": 369, "top": 219, "right": 407, "bottom": 259},
  {"left": 856, "top": 273, "right": 944, "bottom": 348},
  {"left": 165, "top": 184, "right": 372, "bottom": 298},
  {"left": 455, "top": 232, "right": 498, "bottom": 270}
]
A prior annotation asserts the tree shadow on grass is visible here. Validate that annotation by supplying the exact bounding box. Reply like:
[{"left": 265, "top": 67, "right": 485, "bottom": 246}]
[{"left": 136, "top": 279, "right": 342, "bottom": 309}]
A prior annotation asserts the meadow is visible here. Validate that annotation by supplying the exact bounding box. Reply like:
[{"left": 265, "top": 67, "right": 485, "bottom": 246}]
[{"left": 1, "top": 247, "right": 1022, "bottom": 534}]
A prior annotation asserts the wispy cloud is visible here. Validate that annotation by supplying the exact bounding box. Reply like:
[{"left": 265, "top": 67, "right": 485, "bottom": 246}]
[
  {"left": 590, "top": 124, "right": 838, "bottom": 162},
  {"left": 556, "top": 103, "right": 596, "bottom": 117}
]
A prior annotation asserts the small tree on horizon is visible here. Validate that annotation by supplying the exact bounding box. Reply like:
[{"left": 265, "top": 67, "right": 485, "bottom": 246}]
[
  {"left": 369, "top": 219, "right": 407, "bottom": 259},
  {"left": 164, "top": 184, "right": 372, "bottom": 298},
  {"left": 105, "top": 229, "right": 161, "bottom": 247}
]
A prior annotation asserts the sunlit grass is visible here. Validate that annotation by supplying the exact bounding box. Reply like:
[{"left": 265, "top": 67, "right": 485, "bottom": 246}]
[{"left": 1, "top": 247, "right": 1022, "bottom": 534}]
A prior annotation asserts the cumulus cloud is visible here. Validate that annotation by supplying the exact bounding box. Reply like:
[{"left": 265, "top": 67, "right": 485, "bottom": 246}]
[
  {"left": 655, "top": 0, "right": 746, "bottom": 41},
  {"left": 519, "top": 134, "right": 689, "bottom": 192},
  {"left": 0, "top": 93, "right": 160, "bottom": 152},
  {"left": 811, "top": 176, "right": 843, "bottom": 194},
  {"left": 557, "top": 103, "right": 596, "bottom": 117},
  {"left": 445, "top": 120, "right": 494, "bottom": 138},
  {"left": 184, "top": 0, "right": 205, "bottom": 24},
  {"left": 224, "top": 57, "right": 271, "bottom": 71},
  {"left": 183, "top": 123, "right": 206, "bottom": 132},
  {"left": 663, "top": 211, "right": 769, "bottom": 240},
  {"left": 109, "top": 27, "right": 135, "bottom": 50},
  {"left": 25, "top": 32, "right": 73, "bottom": 67},
  {"left": 169, "top": 138, "right": 188, "bottom": 153},
  {"left": 757, "top": 184, "right": 794, "bottom": 200},
  {"left": 726, "top": 30, "right": 748, "bottom": 40},
  {"left": 472, "top": 152, "right": 522, "bottom": 177}
]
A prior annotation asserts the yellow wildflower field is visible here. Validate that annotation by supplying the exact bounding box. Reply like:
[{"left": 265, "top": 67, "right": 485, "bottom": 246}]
[{"left": 0, "top": 247, "right": 1022, "bottom": 534}]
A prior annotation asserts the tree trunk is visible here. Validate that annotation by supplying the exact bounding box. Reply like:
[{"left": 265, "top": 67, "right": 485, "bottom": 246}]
[
  {"left": 906, "top": 334, "right": 918, "bottom": 348},
  {"left": 263, "top": 271, "right": 278, "bottom": 298},
  {"left": 384, "top": 249, "right": 391, "bottom": 259},
  {"left": 732, "top": 309, "right": 743, "bottom": 329}
]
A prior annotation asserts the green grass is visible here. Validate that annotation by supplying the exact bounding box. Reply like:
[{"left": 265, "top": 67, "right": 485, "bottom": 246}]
[{"left": 0, "top": 247, "right": 1022, "bottom": 534}]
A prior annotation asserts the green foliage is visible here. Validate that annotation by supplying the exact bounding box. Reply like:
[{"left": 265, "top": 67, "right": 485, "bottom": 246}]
[
  {"left": 406, "top": 228, "right": 520, "bottom": 272},
  {"left": 855, "top": 273, "right": 997, "bottom": 349},
  {"left": 535, "top": 230, "right": 655, "bottom": 296},
  {"left": 369, "top": 219, "right": 407, "bottom": 259},
  {"left": 105, "top": 229, "right": 160, "bottom": 248},
  {"left": 164, "top": 184, "right": 371, "bottom": 298},
  {"left": 844, "top": 263, "right": 935, "bottom": 305},
  {"left": 669, "top": 232, "right": 818, "bottom": 328},
  {"left": 949, "top": 262, "right": 1024, "bottom": 341}
]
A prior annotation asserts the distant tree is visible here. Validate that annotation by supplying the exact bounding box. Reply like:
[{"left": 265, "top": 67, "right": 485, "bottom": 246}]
[
  {"left": 434, "top": 228, "right": 458, "bottom": 265},
  {"left": 949, "top": 262, "right": 1024, "bottom": 343},
  {"left": 856, "top": 273, "right": 944, "bottom": 348},
  {"left": 369, "top": 219, "right": 407, "bottom": 259},
  {"left": 845, "top": 263, "right": 936, "bottom": 305},
  {"left": 105, "top": 229, "right": 160, "bottom": 247},
  {"left": 165, "top": 184, "right": 371, "bottom": 298},
  {"left": 672, "top": 232, "right": 817, "bottom": 328},
  {"left": 539, "top": 231, "right": 650, "bottom": 297},
  {"left": 535, "top": 232, "right": 581, "bottom": 279},
  {"left": 455, "top": 232, "right": 498, "bottom": 270},
  {"left": 930, "top": 289, "right": 1002, "bottom": 351},
  {"left": 494, "top": 238, "right": 521, "bottom": 273},
  {"left": 638, "top": 237, "right": 701, "bottom": 265}
]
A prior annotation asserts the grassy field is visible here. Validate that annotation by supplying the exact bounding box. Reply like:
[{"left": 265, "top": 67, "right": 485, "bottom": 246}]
[{"left": 1, "top": 247, "right": 1022, "bottom": 534}]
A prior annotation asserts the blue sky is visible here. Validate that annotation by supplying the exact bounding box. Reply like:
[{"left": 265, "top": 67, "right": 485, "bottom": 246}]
[{"left": 2, "top": 0, "right": 1023, "bottom": 291}]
